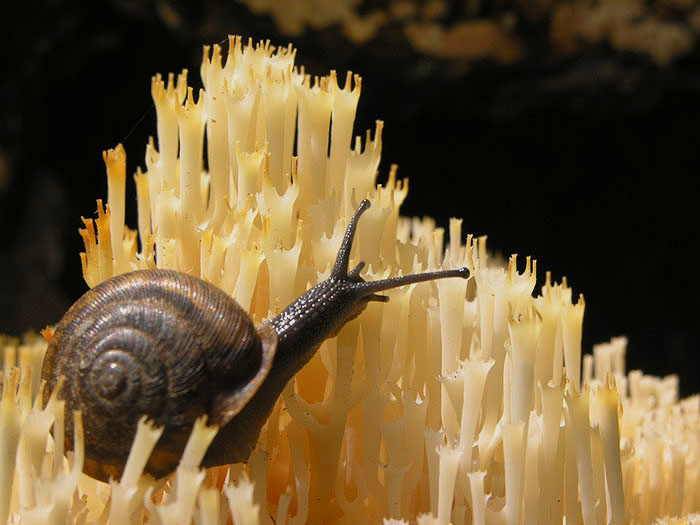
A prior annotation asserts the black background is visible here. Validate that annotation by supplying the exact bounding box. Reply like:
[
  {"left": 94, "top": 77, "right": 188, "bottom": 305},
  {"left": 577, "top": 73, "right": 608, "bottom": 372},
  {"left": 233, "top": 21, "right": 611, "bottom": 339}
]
[{"left": 2, "top": 1, "right": 699, "bottom": 395}]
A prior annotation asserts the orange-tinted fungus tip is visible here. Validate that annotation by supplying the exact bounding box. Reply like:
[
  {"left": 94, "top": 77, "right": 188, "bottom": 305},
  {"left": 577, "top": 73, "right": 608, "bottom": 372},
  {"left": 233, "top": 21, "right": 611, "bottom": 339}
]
[{"left": 41, "top": 326, "right": 54, "bottom": 343}]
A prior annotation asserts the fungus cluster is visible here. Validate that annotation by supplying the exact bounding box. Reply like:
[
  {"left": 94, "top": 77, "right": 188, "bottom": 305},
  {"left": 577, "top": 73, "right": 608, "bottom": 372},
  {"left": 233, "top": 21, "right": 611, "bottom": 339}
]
[{"left": 1, "top": 36, "right": 699, "bottom": 524}]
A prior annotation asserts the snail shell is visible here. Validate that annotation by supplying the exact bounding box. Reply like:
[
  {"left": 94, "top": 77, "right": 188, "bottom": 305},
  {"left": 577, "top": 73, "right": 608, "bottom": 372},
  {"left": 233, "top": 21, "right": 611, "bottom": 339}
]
[{"left": 42, "top": 269, "right": 276, "bottom": 481}]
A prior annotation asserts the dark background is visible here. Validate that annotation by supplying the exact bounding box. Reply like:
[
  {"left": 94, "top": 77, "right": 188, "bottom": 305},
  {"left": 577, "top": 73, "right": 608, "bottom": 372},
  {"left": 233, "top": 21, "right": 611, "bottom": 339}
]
[{"left": 2, "top": 1, "right": 699, "bottom": 395}]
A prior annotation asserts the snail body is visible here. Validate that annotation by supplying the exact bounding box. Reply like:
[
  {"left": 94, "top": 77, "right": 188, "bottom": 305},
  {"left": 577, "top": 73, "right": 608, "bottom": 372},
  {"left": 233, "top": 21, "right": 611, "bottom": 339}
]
[{"left": 42, "top": 200, "right": 469, "bottom": 481}]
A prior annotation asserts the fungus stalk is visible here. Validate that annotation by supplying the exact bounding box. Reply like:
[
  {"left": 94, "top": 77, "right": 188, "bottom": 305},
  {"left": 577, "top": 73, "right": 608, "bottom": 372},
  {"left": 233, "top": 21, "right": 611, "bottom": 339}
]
[{"left": 1, "top": 35, "right": 700, "bottom": 524}]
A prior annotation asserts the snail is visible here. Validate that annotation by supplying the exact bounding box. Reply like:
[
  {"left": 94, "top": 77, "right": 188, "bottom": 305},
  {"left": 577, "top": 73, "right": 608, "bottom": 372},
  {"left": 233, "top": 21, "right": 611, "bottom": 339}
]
[{"left": 42, "top": 199, "right": 469, "bottom": 482}]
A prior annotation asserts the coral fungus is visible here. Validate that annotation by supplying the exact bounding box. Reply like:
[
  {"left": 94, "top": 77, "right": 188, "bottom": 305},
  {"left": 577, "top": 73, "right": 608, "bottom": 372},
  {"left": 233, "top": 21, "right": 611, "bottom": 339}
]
[{"left": 1, "top": 35, "right": 700, "bottom": 524}]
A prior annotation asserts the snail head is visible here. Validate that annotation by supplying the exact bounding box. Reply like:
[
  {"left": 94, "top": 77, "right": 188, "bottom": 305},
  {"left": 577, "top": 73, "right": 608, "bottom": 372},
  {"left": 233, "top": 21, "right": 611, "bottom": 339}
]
[{"left": 267, "top": 199, "right": 470, "bottom": 354}]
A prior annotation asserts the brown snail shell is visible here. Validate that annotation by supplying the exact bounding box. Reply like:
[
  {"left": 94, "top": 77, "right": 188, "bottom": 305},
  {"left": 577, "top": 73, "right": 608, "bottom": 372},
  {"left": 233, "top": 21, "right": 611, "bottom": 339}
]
[{"left": 42, "top": 269, "right": 276, "bottom": 481}]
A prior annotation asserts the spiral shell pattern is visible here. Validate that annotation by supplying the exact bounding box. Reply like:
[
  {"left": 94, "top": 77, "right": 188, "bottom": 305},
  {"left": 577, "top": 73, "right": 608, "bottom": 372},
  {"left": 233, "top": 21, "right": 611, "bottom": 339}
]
[{"left": 42, "top": 269, "right": 264, "bottom": 479}]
